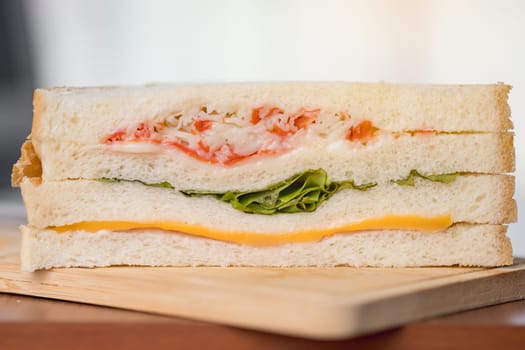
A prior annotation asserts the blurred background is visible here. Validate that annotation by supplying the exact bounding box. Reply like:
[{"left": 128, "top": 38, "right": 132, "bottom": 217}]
[{"left": 0, "top": 0, "right": 523, "bottom": 254}]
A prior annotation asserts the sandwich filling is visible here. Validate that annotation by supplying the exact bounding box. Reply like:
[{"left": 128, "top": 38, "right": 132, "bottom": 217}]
[
  {"left": 51, "top": 215, "right": 453, "bottom": 246},
  {"left": 47, "top": 169, "right": 459, "bottom": 246},
  {"left": 42, "top": 104, "right": 462, "bottom": 246},
  {"left": 103, "top": 104, "right": 446, "bottom": 169},
  {"left": 105, "top": 105, "right": 324, "bottom": 164},
  {"left": 104, "top": 105, "right": 439, "bottom": 165},
  {"left": 100, "top": 169, "right": 461, "bottom": 215}
]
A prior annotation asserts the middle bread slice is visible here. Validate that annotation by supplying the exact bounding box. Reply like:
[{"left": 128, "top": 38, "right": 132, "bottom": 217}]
[{"left": 21, "top": 174, "right": 516, "bottom": 237}]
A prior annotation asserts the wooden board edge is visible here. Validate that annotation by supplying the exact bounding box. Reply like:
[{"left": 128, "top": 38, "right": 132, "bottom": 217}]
[
  {"left": 345, "top": 266, "right": 525, "bottom": 339},
  {"left": 346, "top": 260, "right": 525, "bottom": 304},
  {"left": 1, "top": 262, "right": 525, "bottom": 340}
]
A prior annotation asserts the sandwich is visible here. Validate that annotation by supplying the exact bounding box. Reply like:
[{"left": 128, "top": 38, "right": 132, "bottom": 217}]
[{"left": 12, "top": 82, "right": 516, "bottom": 271}]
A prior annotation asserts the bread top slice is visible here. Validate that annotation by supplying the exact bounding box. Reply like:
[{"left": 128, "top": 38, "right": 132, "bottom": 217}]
[{"left": 31, "top": 82, "right": 512, "bottom": 147}]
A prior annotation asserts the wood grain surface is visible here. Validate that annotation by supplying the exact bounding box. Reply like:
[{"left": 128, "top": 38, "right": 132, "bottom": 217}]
[{"left": 1, "top": 221, "right": 525, "bottom": 340}]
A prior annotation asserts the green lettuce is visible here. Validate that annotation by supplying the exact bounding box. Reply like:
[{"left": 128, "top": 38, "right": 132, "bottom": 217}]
[
  {"left": 98, "top": 168, "right": 462, "bottom": 215},
  {"left": 393, "top": 170, "right": 460, "bottom": 186},
  {"left": 99, "top": 177, "right": 174, "bottom": 189},
  {"left": 181, "top": 169, "right": 376, "bottom": 215}
]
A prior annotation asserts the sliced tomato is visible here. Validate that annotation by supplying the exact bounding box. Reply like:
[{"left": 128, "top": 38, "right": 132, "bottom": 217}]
[
  {"left": 251, "top": 108, "right": 262, "bottom": 124},
  {"left": 347, "top": 120, "right": 377, "bottom": 142},
  {"left": 163, "top": 141, "right": 209, "bottom": 163},
  {"left": 291, "top": 108, "right": 320, "bottom": 129},
  {"left": 251, "top": 106, "right": 284, "bottom": 124},
  {"left": 105, "top": 130, "right": 126, "bottom": 143},
  {"left": 194, "top": 119, "right": 212, "bottom": 133},
  {"left": 163, "top": 140, "right": 256, "bottom": 165},
  {"left": 134, "top": 123, "right": 151, "bottom": 140},
  {"left": 197, "top": 139, "right": 210, "bottom": 152},
  {"left": 270, "top": 124, "right": 289, "bottom": 137}
]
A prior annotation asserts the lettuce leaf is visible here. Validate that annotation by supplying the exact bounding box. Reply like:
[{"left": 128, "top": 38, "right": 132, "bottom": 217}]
[
  {"left": 181, "top": 169, "right": 376, "bottom": 215},
  {"left": 98, "top": 168, "right": 462, "bottom": 215},
  {"left": 393, "top": 170, "right": 460, "bottom": 186},
  {"left": 99, "top": 177, "right": 174, "bottom": 189}
]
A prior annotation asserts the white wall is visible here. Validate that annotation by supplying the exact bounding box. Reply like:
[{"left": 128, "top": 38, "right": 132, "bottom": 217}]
[{"left": 24, "top": 0, "right": 524, "bottom": 255}]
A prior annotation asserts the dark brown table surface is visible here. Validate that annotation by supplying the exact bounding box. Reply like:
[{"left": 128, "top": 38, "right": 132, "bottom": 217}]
[{"left": 1, "top": 293, "right": 524, "bottom": 350}]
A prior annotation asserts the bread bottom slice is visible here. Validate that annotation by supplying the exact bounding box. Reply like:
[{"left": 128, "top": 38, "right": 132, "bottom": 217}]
[{"left": 20, "top": 224, "right": 512, "bottom": 271}]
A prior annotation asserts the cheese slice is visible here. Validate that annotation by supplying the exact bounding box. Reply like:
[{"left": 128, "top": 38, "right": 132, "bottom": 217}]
[{"left": 51, "top": 215, "right": 452, "bottom": 246}]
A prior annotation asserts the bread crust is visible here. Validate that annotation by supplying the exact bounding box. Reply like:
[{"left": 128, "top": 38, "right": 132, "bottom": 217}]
[
  {"left": 30, "top": 89, "right": 45, "bottom": 140},
  {"left": 495, "top": 83, "right": 513, "bottom": 130},
  {"left": 11, "top": 141, "right": 42, "bottom": 187}
]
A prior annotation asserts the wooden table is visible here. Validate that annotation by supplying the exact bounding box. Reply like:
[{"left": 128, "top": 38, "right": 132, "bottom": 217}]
[{"left": 1, "top": 293, "right": 524, "bottom": 350}]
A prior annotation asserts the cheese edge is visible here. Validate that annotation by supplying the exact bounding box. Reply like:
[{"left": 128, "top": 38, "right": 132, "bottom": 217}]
[{"left": 50, "top": 215, "right": 453, "bottom": 246}]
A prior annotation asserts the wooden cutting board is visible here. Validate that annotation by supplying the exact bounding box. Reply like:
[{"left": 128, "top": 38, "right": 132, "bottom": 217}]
[{"left": 0, "top": 225, "right": 524, "bottom": 340}]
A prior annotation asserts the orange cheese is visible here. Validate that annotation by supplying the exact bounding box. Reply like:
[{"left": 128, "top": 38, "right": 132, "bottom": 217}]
[{"left": 51, "top": 215, "right": 452, "bottom": 246}]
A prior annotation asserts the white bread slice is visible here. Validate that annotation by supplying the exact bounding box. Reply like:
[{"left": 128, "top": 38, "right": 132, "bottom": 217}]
[
  {"left": 19, "top": 175, "right": 516, "bottom": 233},
  {"left": 14, "top": 82, "right": 516, "bottom": 271},
  {"left": 20, "top": 224, "right": 513, "bottom": 271},
  {"left": 28, "top": 131, "right": 514, "bottom": 190},
  {"left": 31, "top": 83, "right": 512, "bottom": 145}
]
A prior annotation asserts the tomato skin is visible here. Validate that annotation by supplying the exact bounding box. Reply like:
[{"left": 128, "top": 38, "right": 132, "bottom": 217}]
[
  {"left": 346, "top": 120, "right": 376, "bottom": 142},
  {"left": 252, "top": 106, "right": 320, "bottom": 136},
  {"left": 134, "top": 123, "right": 151, "bottom": 140},
  {"left": 270, "top": 124, "right": 289, "bottom": 137},
  {"left": 196, "top": 139, "right": 210, "bottom": 152},
  {"left": 194, "top": 120, "right": 212, "bottom": 133},
  {"left": 291, "top": 108, "right": 319, "bottom": 130},
  {"left": 162, "top": 139, "right": 271, "bottom": 165},
  {"left": 251, "top": 106, "right": 284, "bottom": 125},
  {"left": 251, "top": 108, "right": 261, "bottom": 124},
  {"left": 105, "top": 130, "right": 126, "bottom": 143},
  {"left": 293, "top": 116, "right": 310, "bottom": 129}
]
